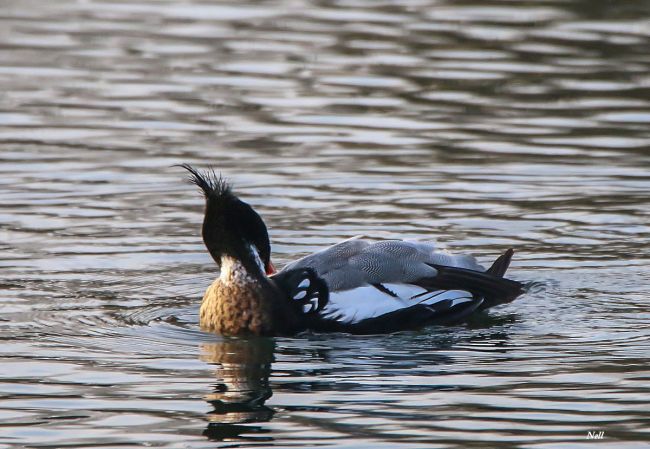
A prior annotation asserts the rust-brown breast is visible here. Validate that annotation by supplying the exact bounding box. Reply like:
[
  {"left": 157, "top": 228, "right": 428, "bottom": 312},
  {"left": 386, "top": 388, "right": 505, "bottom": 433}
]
[{"left": 200, "top": 279, "right": 276, "bottom": 336}]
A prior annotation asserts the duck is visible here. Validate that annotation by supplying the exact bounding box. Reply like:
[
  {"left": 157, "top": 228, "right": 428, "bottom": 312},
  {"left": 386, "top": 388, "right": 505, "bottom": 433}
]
[{"left": 181, "top": 164, "right": 525, "bottom": 336}]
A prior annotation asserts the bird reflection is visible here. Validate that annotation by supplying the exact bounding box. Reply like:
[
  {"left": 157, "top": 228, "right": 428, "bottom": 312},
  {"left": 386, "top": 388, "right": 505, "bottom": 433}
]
[
  {"left": 200, "top": 337, "right": 275, "bottom": 442},
  {"left": 197, "top": 327, "right": 515, "bottom": 443}
]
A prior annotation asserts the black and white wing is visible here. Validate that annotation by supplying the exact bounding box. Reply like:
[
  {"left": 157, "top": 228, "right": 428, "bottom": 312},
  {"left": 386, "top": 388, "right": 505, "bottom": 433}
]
[
  {"left": 317, "top": 283, "right": 482, "bottom": 333},
  {"left": 274, "top": 243, "right": 524, "bottom": 334}
]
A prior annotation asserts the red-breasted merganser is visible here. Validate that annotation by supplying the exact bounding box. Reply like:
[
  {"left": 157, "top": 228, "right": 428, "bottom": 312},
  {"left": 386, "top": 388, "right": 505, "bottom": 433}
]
[{"left": 181, "top": 164, "right": 525, "bottom": 336}]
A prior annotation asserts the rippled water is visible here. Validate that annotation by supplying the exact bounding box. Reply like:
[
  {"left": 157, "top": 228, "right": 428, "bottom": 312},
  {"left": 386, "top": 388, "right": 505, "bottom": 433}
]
[{"left": 1, "top": 0, "right": 649, "bottom": 447}]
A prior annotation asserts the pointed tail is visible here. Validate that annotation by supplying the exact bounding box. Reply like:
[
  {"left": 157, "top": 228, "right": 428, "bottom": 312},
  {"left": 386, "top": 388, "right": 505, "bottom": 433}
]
[{"left": 486, "top": 248, "right": 514, "bottom": 278}]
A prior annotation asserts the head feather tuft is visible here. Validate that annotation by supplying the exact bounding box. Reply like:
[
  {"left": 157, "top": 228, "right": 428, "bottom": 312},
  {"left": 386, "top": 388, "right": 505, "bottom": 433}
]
[{"left": 177, "top": 163, "right": 231, "bottom": 199}]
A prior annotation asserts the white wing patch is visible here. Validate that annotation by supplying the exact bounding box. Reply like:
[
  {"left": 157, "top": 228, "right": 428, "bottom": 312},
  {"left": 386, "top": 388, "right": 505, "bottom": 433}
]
[{"left": 321, "top": 283, "right": 474, "bottom": 324}]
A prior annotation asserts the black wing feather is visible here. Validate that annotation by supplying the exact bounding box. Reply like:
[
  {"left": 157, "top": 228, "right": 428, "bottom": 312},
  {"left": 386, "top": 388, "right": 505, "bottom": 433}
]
[{"left": 421, "top": 264, "right": 524, "bottom": 307}]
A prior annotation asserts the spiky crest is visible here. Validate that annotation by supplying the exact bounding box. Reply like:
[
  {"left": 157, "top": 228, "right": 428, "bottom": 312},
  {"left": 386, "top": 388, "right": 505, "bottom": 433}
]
[{"left": 178, "top": 163, "right": 231, "bottom": 199}]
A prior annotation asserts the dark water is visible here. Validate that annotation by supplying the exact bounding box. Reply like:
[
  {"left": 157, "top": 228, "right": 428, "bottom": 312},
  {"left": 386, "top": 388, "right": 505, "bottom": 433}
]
[{"left": 1, "top": 0, "right": 650, "bottom": 447}]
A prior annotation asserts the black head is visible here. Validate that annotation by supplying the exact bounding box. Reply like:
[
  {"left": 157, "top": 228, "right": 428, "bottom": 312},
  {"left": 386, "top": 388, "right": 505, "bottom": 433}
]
[{"left": 180, "top": 164, "right": 273, "bottom": 275}]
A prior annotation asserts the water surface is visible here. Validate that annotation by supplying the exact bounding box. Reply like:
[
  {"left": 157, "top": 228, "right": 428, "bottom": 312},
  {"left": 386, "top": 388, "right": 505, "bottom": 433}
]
[{"left": 1, "top": 0, "right": 649, "bottom": 447}]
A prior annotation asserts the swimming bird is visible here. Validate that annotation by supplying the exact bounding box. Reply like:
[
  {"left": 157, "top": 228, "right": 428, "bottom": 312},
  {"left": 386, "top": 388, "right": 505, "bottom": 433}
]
[{"left": 181, "top": 165, "right": 525, "bottom": 336}]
